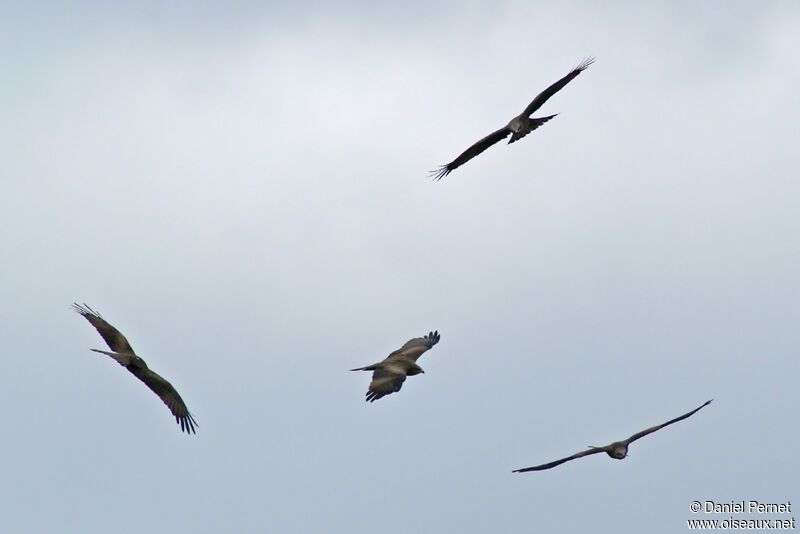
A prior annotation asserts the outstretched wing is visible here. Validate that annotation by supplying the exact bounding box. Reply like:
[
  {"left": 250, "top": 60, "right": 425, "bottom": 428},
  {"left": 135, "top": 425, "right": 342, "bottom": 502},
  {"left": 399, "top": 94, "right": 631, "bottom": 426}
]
[
  {"left": 430, "top": 128, "right": 510, "bottom": 180},
  {"left": 72, "top": 303, "right": 135, "bottom": 354},
  {"left": 513, "top": 447, "right": 605, "bottom": 472},
  {"left": 521, "top": 57, "right": 595, "bottom": 117},
  {"left": 624, "top": 400, "right": 713, "bottom": 445},
  {"left": 126, "top": 366, "right": 198, "bottom": 434},
  {"left": 387, "top": 330, "right": 440, "bottom": 362},
  {"left": 365, "top": 364, "right": 408, "bottom": 402}
]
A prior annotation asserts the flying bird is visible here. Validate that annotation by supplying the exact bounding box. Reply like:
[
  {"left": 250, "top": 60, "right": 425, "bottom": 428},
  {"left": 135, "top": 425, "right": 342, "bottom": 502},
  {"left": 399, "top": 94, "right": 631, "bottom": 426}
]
[
  {"left": 513, "top": 399, "right": 712, "bottom": 472},
  {"left": 431, "top": 57, "right": 595, "bottom": 180},
  {"left": 72, "top": 303, "right": 198, "bottom": 434},
  {"left": 351, "top": 331, "right": 440, "bottom": 402}
]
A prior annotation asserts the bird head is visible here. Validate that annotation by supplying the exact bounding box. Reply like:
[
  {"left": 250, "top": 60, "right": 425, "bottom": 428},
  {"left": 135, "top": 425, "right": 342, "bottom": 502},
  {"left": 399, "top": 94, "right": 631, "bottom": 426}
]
[{"left": 407, "top": 365, "right": 425, "bottom": 376}]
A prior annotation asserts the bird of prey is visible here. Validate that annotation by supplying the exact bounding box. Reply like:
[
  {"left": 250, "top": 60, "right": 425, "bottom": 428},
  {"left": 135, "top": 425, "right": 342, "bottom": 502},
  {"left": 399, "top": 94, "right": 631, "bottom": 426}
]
[
  {"left": 351, "top": 331, "right": 440, "bottom": 402},
  {"left": 72, "top": 303, "right": 198, "bottom": 434},
  {"left": 431, "top": 57, "right": 595, "bottom": 180},
  {"left": 513, "top": 399, "right": 712, "bottom": 472}
]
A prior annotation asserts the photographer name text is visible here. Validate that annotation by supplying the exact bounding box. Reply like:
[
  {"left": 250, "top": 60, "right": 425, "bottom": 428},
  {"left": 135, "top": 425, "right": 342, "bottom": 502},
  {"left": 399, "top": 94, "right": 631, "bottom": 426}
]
[{"left": 697, "top": 501, "right": 792, "bottom": 514}]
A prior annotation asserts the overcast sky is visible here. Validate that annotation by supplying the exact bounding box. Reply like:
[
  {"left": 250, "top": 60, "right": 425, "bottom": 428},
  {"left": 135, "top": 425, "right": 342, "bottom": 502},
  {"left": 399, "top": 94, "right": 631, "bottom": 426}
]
[{"left": 1, "top": 1, "right": 798, "bottom": 532}]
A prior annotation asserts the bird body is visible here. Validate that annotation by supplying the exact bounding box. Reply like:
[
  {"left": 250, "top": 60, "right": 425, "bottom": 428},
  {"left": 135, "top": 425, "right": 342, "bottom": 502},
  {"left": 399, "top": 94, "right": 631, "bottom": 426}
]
[
  {"left": 72, "top": 303, "right": 198, "bottom": 434},
  {"left": 431, "top": 57, "right": 594, "bottom": 180},
  {"left": 351, "top": 331, "right": 440, "bottom": 402},
  {"left": 513, "top": 400, "right": 712, "bottom": 472},
  {"left": 602, "top": 442, "right": 629, "bottom": 460},
  {"left": 507, "top": 114, "right": 557, "bottom": 143}
]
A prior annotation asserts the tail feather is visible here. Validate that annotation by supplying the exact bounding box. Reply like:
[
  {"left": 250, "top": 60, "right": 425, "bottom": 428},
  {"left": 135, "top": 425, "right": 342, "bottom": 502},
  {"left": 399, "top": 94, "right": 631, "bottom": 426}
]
[
  {"left": 508, "top": 114, "right": 558, "bottom": 144},
  {"left": 91, "top": 348, "right": 134, "bottom": 366},
  {"left": 350, "top": 363, "right": 380, "bottom": 372}
]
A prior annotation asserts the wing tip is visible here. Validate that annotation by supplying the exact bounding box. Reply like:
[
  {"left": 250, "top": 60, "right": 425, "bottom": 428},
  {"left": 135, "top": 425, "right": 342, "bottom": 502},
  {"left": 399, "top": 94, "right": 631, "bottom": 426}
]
[
  {"left": 72, "top": 302, "right": 102, "bottom": 319},
  {"left": 698, "top": 399, "right": 713, "bottom": 410},
  {"left": 425, "top": 330, "right": 441, "bottom": 347},
  {"left": 429, "top": 165, "right": 451, "bottom": 181},
  {"left": 575, "top": 56, "right": 596, "bottom": 72},
  {"left": 366, "top": 388, "right": 389, "bottom": 402},
  {"left": 179, "top": 413, "right": 198, "bottom": 435}
]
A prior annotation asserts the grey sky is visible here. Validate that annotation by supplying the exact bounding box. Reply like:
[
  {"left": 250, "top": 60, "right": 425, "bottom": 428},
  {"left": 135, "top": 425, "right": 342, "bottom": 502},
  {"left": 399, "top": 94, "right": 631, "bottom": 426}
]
[{"left": 1, "top": 1, "right": 798, "bottom": 532}]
